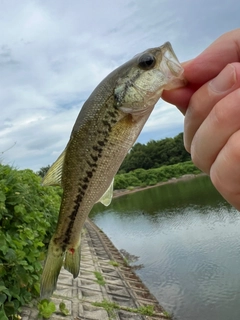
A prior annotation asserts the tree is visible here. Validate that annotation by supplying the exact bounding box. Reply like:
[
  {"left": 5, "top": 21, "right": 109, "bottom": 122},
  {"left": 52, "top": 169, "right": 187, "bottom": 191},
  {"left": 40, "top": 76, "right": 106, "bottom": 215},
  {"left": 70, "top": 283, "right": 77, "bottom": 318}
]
[
  {"left": 118, "top": 132, "right": 191, "bottom": 173},
  {"left": 37, "top": 165, "right": 50, "bottom": 178}
]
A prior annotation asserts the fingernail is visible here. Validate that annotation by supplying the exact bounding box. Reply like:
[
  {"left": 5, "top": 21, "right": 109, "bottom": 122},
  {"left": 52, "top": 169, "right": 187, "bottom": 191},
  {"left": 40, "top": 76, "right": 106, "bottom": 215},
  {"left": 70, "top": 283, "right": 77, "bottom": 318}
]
[{"left": 209, "top": 64, "right": 236, "bottom": 93}]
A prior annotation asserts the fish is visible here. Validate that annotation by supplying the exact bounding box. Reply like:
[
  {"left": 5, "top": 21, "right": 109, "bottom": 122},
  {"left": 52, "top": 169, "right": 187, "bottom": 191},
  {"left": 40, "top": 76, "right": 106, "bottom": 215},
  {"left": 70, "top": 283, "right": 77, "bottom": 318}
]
[{"left": 40, "top": 42, "right": 185, "bottom": 298}]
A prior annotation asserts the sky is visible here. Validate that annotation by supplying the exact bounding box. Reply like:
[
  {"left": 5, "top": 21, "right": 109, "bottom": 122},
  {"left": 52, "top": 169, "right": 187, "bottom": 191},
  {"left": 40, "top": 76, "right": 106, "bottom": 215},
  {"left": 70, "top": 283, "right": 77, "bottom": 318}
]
[{"left": 0, "top": 0, "right": 240, "bottom": 171}]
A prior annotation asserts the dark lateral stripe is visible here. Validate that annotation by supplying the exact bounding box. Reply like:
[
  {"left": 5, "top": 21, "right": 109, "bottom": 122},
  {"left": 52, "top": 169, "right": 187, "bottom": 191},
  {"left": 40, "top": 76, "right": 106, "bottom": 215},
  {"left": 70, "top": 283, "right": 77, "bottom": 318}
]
[
  {"left": 90, "top": 154, "right": 98, "bottom": 162},
  {"left": 61, "top": 159, "right": 99, "bottom": 247},
  {"left": 86, "top": 171, "right": 93, "bottom": 178},
  {"left": 102, "top": 120, "right": 112, "bottom": 129},
  {"left": 86, "top": 160, "right": 98, "bottom": 168},
  {"left": 62, "top": 185, "right": 85, "bottom": 248},
  {"left": 93, "top": 145, "right": 102, "bottom": 152},
  {"left": 61, "top": 111, "right": 116, "bottom": 249},
  {"left": 97, "top": 140, "right": 105, "bottom": 147}
]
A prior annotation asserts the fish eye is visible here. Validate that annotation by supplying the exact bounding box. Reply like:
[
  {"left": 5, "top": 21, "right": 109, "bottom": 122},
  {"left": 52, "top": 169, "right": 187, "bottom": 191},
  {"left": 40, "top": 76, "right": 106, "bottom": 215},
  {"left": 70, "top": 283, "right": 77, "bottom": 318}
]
[{"left": 138, "top": 53, "right": 156, "bottom": 70}]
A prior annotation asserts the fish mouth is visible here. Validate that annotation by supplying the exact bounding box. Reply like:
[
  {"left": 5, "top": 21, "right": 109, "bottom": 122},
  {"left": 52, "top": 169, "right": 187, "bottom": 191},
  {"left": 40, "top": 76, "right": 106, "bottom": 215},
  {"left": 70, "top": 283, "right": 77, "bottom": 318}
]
[{"left": 160, "top": 42, "right": 187, "bottom": 90}]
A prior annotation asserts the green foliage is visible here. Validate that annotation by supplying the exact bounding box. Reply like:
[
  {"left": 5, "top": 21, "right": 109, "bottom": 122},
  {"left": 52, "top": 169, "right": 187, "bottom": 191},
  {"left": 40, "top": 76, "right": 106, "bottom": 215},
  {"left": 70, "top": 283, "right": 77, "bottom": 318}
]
[
  {"left": 137, "top": 304, "right": 155, "bottom": 316},
  {"left": 59, "top": 301, "right": 69, "bottom": 316},
  {"left": 163, "top": 310, "right": 172, "bottom": 318},
  {"left": 0, "top": 164, "right": 61, "bottom": 317},
  {"left": 114, "top": 161, "right": 201, "bottom": 190},
  {"left": 109, "top": 260, "right": 119, "bottom": 267},
  {"left": 92, "top": 299, "right": 156, "bottom": 319},
  {"left": 119, "top": 133, "right": 190, "bottom": 173},
  {"left": 92, "top": 299, "right": 119, "bottom": 319},
  {"left": 37, "top": 299, "right": 56, "bottom": 319},
  {"left": 93, "top": 271, "right": 106, "bottom": 286},
  {"left": 36, "top": 165, "right": 50, "bottom": 178},
  {"left": 114, "top": 173, "right": 141, "bottom": 190},
  {"left": 37, "top": 300, "right": 69, "bottom": 319}
]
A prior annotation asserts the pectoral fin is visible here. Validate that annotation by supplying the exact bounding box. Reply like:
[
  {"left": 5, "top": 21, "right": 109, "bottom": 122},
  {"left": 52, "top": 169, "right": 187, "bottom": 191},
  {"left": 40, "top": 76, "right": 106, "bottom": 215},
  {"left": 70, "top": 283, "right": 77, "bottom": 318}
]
[
  {"left": 42, "top": 149, "right": 66, "bottom": 186},
  {"left": 98, "top": 179, "right": 114, "bottom": 206}
]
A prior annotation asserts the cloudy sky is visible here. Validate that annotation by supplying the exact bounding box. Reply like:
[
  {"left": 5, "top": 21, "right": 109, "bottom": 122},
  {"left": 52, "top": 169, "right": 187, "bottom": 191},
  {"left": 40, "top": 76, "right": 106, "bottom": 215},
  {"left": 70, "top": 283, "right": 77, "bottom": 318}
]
[{"left": 0, "top": 0, "right": 240, "bottom": 171}]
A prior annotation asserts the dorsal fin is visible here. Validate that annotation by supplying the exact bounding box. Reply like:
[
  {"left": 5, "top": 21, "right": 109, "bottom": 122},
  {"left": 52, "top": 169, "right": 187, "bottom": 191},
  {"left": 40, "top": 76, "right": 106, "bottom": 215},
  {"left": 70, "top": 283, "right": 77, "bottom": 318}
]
[
  {"left": 98, "top": 179, "right": 114, "bottom": 206},
  {"left": 42, "top": 149, "right": 66, "bottom": 186}
]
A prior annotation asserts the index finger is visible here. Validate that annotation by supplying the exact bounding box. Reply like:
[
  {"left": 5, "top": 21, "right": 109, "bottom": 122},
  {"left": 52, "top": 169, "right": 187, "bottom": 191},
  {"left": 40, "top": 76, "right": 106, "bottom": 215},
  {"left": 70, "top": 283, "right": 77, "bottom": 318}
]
[
  {"left": 185, "top": 28, "right": 240, "bottom": 83},
  {"left": 162, "top": 28, "right": 240, "bottom": 111}
]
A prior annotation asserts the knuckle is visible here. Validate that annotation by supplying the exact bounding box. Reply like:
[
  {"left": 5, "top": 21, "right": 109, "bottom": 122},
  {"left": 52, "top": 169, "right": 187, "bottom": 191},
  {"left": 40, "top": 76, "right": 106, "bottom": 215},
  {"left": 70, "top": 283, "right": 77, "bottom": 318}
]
[
  {"left": 211, "top": 101, "right": 225, "bottom": 126},
  {"left": 226, "top": 132, "right": 240, "bottom": 163},
  {"left": 190, "top": 142, "right": 210, "bottom": 174}
]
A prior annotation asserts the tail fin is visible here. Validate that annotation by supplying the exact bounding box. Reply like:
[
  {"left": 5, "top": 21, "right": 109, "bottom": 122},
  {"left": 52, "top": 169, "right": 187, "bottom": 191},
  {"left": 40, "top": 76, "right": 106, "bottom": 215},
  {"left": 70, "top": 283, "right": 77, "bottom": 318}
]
[
  {"left": 64, "top": 244, "right": 81, "bottom": 278},
  {"left": 40, "top": 241, "right": 64, "bottom": 299}
]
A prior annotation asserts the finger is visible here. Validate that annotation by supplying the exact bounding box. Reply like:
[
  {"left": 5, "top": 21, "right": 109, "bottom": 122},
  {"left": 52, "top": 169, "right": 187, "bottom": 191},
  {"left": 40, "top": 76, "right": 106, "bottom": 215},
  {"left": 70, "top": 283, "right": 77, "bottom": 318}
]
[
  {"left": 184, "top": 63, "right": 240, "bottom": 152},
  {"left": 210, "top": 130, "right": 240, "bottom": 211},
  {"left": 162, "top": 29, "right": 240, "bottom": 110},
  {"left": 184, "top": 28, "right": 240, "bottom": 84},
  {"left": 190, "top": 87, "right": 240, "bottom": 174},
  {"left": 162, "top": 83, "right": 200, "bottom": 114}
]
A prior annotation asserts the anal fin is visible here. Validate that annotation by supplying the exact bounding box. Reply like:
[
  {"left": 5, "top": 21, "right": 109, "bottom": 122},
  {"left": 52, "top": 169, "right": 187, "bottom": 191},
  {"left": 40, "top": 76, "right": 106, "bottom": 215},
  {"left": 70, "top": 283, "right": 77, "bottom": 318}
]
[{"left": 64, "top": 245, "right": 81, "bottom": 278}]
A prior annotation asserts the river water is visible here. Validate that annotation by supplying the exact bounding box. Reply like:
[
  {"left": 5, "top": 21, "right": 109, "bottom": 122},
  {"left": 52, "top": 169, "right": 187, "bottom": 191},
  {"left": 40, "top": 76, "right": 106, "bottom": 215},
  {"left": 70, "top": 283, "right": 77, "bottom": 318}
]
[{"left": 89, "top": 175, "right": 240, "bottom": 320}]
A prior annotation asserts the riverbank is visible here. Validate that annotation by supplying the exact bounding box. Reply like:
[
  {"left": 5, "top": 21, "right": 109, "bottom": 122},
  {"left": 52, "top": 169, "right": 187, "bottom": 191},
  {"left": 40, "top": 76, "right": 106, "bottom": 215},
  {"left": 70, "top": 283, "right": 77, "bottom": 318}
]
[
  {"left": 21, "top": 219, "right": 169, "bottom": 320},
  {"left": 113, "top": 172, "right": 206, "bottom": 199}
]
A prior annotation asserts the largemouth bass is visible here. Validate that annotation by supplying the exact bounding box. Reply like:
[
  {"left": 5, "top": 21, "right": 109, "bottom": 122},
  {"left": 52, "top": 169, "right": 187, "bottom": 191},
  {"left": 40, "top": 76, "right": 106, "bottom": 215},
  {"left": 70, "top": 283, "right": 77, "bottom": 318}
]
[{"left": 40, "top": 42, "right": 185, "bottom": 298}]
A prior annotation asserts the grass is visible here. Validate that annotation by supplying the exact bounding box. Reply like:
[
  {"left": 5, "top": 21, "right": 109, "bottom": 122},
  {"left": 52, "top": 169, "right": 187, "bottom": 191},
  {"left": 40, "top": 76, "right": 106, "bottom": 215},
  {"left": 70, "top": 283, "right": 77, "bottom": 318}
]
[
  {"left": 93, "top": 271, "right": 106, "bottom": 286},
  {"left": 137, "top": 304, "right": 155, "bottom": 315},
  {"left": 109, "top": 260, "right": 119, "bottom": 267},
  {"left": 92, "top": 300, "right": 119, "bottom": 319},
  {"left": 92, "top": 299, "right": 157, "bottom": 318},
  {"left": 123, "top": 257, "right": 129, "bottom": 266},
  {"left": 163, "top": 310, "right": 172, "bottom": 318}
]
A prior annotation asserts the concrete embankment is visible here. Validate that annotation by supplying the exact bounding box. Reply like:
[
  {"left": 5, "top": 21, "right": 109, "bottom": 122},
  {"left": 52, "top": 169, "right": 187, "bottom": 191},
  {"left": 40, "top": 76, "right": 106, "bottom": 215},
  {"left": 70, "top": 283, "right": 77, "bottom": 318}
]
[{"left": 21, "top": 219, "right": 169, "bottom": 320}]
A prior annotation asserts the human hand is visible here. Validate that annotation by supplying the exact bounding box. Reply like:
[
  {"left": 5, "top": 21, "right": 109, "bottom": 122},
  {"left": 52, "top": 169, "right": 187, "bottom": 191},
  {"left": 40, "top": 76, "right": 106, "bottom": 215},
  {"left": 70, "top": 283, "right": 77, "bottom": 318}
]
[{"left": 162, "top": 29, "right": 240, "bottom": 210}]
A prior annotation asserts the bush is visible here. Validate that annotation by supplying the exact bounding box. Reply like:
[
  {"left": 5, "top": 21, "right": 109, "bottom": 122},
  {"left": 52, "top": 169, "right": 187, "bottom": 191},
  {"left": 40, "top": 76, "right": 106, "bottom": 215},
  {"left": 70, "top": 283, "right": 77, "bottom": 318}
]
[
  {"left": 114, "top": 161, "right": 201, "bottom": 190},
  {"left": 114, "top": 174, "right": 141, "bottom": 190},
  {"left": 119, "top": 133, "right": 191, "bottom": 173},
  {"left": 0, "top": 165, "right": 61, "bottom": 318}
]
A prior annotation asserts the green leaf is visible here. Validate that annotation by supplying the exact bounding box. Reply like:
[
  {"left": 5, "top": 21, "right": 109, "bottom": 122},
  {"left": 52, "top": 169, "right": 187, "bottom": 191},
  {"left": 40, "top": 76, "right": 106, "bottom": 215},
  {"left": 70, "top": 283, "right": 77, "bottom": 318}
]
[
  {"left": 0, "top": 286, "right": 10, "bottom": 297},
  {"left": 14, "top": 204, "right": 26, "bottom": 215},
  {"left": 0, "top": 234, "right": 6, "bottom": 246},
  {"left": 5, "top": 248, "right": 17, "bottom": 262},
  {"left": 33, "top": 282, "right": 40, "bottom": 295},
  {"left": 0, "top": 305, "right": 8, "bottom": 320},
  {"left": 10, "top": 286, "right": 20, "bottom": 300},
  {"left": 0, "top": 192, "right": 6, "bottom": 202},
  {"left": 38, "top": 299, "right": 56, "bottom": 319},
  {"left": 4, "top": 301, "right": 15, "bottom": 316},
  {"left": 0, "top": 293, "right": 7, "bottom": 305},
  {"left": 0, "top": 265, "right": 6, "bottom": 277},
  {"left": 59, "top": 302, "right": 69, "bottom": 315},
  {"left": 0, "top": 285, "right": 8, "bottom": 291}
]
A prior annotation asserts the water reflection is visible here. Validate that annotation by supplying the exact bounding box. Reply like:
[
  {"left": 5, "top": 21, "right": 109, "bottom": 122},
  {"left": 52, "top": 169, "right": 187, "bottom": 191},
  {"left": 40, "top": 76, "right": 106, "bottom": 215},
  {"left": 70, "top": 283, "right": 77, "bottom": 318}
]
[{"left": 90, "top": 175, "right": 240, "bottom": 320}]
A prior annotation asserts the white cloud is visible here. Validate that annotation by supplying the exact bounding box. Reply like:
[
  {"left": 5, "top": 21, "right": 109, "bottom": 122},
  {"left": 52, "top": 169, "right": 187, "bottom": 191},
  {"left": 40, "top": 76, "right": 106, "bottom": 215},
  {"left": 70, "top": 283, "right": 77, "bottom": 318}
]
[
  {"left": 145, "top": 101, "right": 184, "bottom": 132},
  {"left": 0, "top": 0, "right": 240, "bottom": 170}
]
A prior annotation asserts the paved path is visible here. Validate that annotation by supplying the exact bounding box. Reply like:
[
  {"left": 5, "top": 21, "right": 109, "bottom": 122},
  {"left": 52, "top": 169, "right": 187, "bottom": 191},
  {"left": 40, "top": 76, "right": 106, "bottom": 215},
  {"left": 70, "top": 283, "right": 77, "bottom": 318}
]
[{"left": 21, "top": 219, "right": 169, "bottom": 320}]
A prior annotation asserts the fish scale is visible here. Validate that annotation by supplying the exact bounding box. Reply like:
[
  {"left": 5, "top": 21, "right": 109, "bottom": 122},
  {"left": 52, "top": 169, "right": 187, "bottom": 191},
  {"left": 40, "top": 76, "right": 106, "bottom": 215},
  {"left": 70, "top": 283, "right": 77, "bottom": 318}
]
[
  {"left": 40, "top": 42, "right": 185, "bottom": 298},
  {"left": 54, "top": 110, "right": 123, "bottom": 247}
]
